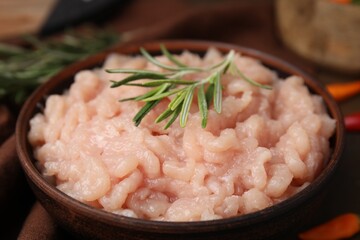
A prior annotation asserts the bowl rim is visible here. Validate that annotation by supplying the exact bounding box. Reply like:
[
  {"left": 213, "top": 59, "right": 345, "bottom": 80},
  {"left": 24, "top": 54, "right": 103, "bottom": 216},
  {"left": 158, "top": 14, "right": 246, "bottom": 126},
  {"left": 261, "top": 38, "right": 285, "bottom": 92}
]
[{"left": 16, "top": 39, "right": 345, "bottom": 233}]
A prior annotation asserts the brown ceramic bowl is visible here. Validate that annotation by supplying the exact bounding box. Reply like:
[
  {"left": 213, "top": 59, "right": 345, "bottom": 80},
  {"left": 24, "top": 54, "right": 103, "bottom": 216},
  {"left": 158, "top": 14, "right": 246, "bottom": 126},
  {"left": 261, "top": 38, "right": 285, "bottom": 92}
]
[{"left": 16, "top": 40, "right": 344, "bottom": 240}]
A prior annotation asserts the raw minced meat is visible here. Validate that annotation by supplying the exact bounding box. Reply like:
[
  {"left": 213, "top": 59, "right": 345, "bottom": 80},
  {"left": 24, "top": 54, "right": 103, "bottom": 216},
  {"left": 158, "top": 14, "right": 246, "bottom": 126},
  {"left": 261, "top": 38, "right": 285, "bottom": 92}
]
[{"left": 28, "top": 48, "right": 335, "bottom": 221}]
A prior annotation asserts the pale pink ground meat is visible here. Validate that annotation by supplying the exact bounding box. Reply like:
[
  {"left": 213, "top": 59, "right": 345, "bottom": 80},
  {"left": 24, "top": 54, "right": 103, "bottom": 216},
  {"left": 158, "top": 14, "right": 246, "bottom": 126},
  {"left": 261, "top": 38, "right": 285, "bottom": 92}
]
[{"left": 28, "top": 48, "right": 335, "bottom": 221}]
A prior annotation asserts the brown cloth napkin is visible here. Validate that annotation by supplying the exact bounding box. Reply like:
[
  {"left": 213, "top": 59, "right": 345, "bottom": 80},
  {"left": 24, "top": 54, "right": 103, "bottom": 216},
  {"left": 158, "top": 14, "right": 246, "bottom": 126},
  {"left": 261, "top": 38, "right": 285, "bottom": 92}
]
[
  {"left": 1, "top": 0, "right": 319, "bottom": 239},
  {"left": 0, "top": 135, "right": 35, "bottom": 239}
]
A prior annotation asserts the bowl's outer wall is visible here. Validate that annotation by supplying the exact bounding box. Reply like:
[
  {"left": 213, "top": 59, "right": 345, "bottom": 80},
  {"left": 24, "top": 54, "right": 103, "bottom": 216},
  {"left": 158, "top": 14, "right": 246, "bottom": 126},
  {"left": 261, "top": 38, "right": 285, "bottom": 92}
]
[
  {"left": 16, "top": 40, "right": 344, "bottom": 240},
  {"left": 27, "top": 174, "right": 328, "bottom": 240}
]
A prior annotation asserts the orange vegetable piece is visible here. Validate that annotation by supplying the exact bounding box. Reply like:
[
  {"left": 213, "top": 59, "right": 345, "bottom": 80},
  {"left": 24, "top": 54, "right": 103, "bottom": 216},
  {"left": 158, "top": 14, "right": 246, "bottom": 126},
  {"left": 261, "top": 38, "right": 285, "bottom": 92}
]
[
  {"left": 299, "top": 213, "right": 360, "bottom": 240},
  {"left": 329, "top": 0, "right": 351, "bottom": 4},
  {"left": 326, "top": 80, "right": 360, "bottom": 101}
]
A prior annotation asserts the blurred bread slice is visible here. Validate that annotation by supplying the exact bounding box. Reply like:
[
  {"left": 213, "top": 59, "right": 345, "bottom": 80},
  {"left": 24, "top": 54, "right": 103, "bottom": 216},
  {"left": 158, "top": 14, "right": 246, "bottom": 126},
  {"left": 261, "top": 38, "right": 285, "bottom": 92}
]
[{"left": 0, "top": 0, "right": 56, "bottom": 39}]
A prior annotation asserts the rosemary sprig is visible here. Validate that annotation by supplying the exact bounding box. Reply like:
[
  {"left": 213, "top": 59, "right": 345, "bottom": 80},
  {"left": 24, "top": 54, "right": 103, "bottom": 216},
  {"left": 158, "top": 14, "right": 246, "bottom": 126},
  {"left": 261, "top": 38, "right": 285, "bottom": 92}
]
[
  {"left": 0, "top": 29, "right": 119, "bottom": 105},
  {"left": 107, "top": 45, "right": 271, "bottom": 129}
]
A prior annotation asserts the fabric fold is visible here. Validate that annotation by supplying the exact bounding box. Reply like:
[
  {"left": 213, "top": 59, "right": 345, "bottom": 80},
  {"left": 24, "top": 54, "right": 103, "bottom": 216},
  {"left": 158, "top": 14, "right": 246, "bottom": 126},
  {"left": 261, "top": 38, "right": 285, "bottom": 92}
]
[
  {"left": 17, "top": 202, "right": 71, "bottom": 240},
  {"left": 0, "top": 135, "right": 35, "bottom": 239}
]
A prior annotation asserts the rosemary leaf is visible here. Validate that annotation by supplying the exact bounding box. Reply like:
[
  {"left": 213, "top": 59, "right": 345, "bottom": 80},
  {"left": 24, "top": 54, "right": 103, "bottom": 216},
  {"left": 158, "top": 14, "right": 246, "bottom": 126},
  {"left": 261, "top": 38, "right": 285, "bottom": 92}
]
[
  {"left": 140, "top": 47, "right": 201, "bottom": 72},
  {"left": 0, "top": 29, "right": 120, "bottom": 105},
  {"left": 155, "top": 108, "right": 174, "bottom": 123},
  {"left": 109, "top": 45, "right": 271, "bottom": 129},
  {"left": 119, "top": 85, "right": 164, "bottom": 102},
  {"left": 123, "top": 83, "right": 156, "bottom": 87},
  {"left": 180, "top": 85, "right": 195, "bottom": 127},
  {"left": 141, "top": 87, "right": 181, "bottom": 102},
  {"left": 169, "top": 91, "right": 187, "bottom": 111},
  {"left": 133, "top": 100, "right": 161, "bottom": 126},
  {"left": 197, "top": 84, "right": 208, "bottom": 128},
  {"left": 110, "top": 72, "right": 167, "bottom": 88},
  {"left": 106, "top": 69, "right": 168, "bottom": 75},
  {"left": 141, "top": 79, "right": 194, "bottom": 87},
  {"left": 230, "top": 63, "right": 272, "bottom": 90},
  {"left": 160, "top": 44, "right": 187, "bottom": 67},
  {"left": 124, "top": 79, "right": 193, "bottom": 88},
  {"left": 213, "top": 72, "right": 222, "bottom": 113},
  {"left": 140, "top": 47, "right": 182, "bottom": 71},
  {"left": 118, "top": 97, "right": 137, "bottom": 102},
  {"left": 205, "top": 84, "right": 214, "bottom": 106},
  {"left": 0, "top": 43, "right": 27, "bottom": 56},
  {"left": 207, "top": 50, "right": 234, "bottom": 71},
  {"left": 164, "top": 105, "right": 182, "bottom": 129},
  {"left": 135, "top": 84, "right": 169, "bottom": 101}
]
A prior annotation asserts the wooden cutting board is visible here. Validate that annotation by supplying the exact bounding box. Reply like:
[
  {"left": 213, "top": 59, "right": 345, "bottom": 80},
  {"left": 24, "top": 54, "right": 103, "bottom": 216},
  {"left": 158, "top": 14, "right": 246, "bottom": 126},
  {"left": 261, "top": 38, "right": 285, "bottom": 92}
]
[{"left": 0, "top": 0, "right": 56, "bottom": 39}]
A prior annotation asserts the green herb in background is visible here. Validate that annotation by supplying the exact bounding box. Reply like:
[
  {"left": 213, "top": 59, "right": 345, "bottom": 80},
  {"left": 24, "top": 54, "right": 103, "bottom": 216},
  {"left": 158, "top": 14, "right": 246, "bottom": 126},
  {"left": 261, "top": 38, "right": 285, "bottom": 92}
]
[
  {"left": 0, "top": 29, "right": 120, "bottom": 105},
  {"left": 107, "top": 44, "right": 272, "bottom": 129}
]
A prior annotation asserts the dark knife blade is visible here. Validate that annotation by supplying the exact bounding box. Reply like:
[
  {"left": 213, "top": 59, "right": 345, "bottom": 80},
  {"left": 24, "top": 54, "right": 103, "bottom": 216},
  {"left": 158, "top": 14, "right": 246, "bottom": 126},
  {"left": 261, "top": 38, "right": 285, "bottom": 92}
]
[{"left": 40, "top": 0, "right": 128, "bottom": 35}]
